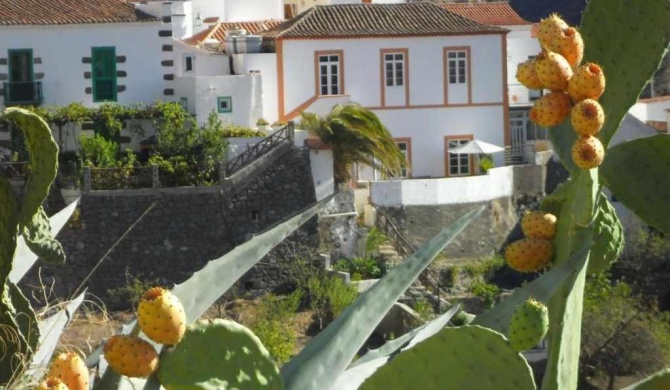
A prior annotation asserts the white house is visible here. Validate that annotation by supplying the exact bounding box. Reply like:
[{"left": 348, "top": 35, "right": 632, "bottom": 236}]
[
  {"left": 629, "top": 95, "right": 670, "bottom": 133},
  {"left": 256, "top": 3, "right": 509, "bottom": 179},
  {"left": 438, "top": 2, "right": 543, "bottom": 165},
  {"left": 284, "top": 0, "right": 409, "bottom": 18}
]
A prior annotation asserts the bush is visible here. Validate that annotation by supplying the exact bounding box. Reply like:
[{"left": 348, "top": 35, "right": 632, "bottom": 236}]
[
  {"left": 479, "top": 154, "right": 494, "bottom": 173},
  {"left": 469, "top": 281, "right": 500, "bottom": 308},
  {"left": 79, "top": 134, "right": 118, "bottom": 168},
  {"left": 220, "top": 126, "right": 266, "bottom": 138},
  {"left": 249, "top": 291, "right": 302, "bottom": 365},
  {"left": 306, "top": 275, "right": 358, "bottom": 330},
  {"left": 332, "top": 257, "right": 390, "bottom": 280}
]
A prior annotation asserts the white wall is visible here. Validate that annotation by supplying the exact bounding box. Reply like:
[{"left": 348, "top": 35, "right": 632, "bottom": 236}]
[
  {"left": 506, "top": 25, "right": 541, "bottom": 107},
  {"left": 310, "top": 148, "right": 335, "bottom": 201},
  {"left": 0, "top": 23, "right": 165, "bottom": 107},
  {"left": 371, "top": 166, "right": 515, "bottom": 206},
  {"left": 223, "top": 0, "right": 284, "bottom": 21},
  {"left": 630, "top": 98, "right": 670, "bottom": 122},
  {"left": 173, "top": 41, "right": 230, "bottom": 77},
  {"left": 191, "top": 0, "right": 225, "bottom": 30},
  {"left": 234, "top": 53, "right": 278, "bottom": 122}
]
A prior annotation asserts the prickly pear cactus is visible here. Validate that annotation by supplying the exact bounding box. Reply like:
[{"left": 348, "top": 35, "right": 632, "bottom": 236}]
[
  {"left": 359, "top": 325, "right": 535, "bottom": 390},
  {"left": 587, "top": 195, "right": 624, "bottom": 274},
  {"left": 508, "top": 299, "right": 549, "bottom": 352},
  {"left": 0, "top": 107, "right": 65, "bottom": 384},
  {"left": 157, "top": 319, "right": 284, "bottom": 390}
]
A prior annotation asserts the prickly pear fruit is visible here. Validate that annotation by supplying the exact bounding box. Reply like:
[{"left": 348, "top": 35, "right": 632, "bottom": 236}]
[
  {"left": 535, "top": 50, "right": 573, "bottom": 91},
  {"left": 553, "top": 27, "right": 584, "bottom": 68},
  {"left": 505, "top": 238, "right": 554, "bottom": 273},
  {"left": 516, "top": 59, "right": 543, "bottom": 90},
  {"left": 537, "top": 13, "right": 569, "bottom": 52},
  {"left": 508, "top": 299, "right": 549, "bottom": 352},
  {"left": 36, "top": 377, "right": 69, "bottom": 390},
  {"left": 571, "top": 136, "right": 605, "bottom": 170},
  {"left": 47, "top": 352, "right": 89, "bottom": 390},
  {"left": 571, "top": 99, "right": 605, "bottom": 136},
  {"left": 137, "top": 287, "right": 186, "bottom": 345},
  {"left": 529, "top": 91, "right": 571, "bottom": 127},
  {"left": 521, "top": 211, "right": 557, "bottom": 240},
  {"left": 104, "top": 335, "right": 159, "bottom": 378},
  {"left": 568, "top": 63, "right": 606, "bottom": 102}
]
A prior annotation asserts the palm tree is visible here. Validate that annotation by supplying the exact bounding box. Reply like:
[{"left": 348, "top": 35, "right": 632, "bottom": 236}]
[{"left": 300, "top": 103, "right": 406, "bottom": 184}]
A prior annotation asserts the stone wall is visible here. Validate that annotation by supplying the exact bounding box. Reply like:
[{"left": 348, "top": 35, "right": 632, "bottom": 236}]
[{"left": 22, "top": 147, "right": 319, "bottom": 309}]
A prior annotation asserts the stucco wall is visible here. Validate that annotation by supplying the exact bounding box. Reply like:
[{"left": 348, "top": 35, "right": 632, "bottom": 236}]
[
  {"left": 0, "top": 23, "right": 165, "bottom": 107},
  {"left": 234, "top": 53, "right": 279, "bottom": 122},
  {"left": 506, "top": 26, "right": 541, "bottom": 107}
]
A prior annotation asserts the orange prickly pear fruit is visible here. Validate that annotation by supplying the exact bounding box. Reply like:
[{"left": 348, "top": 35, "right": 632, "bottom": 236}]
[
  {"left": 529, "top": 91, "right": 571, "bottom": 127},
  {"left": 104, "top": 335, "right": 159, "bottom": 378},
  {"left": 47, "top": 352, "right": 89, "bottom": 390},
  {"left": 521, "top": 211, "right": 557, "bottom": 240},
  {"left": 553, "top": 27, "right": 584, "bottom": 68},
  {"left": 572, "top": 136, "right": 605, "bottom": 170},
  {"left": 516, "top": 59, "right": 543, "bottom": 90},
  {"left": 568, "top": 63, "right": 606, "bottom": 102},
  {"left": 571, "top": 99, "right": 605, "bottom": 136},
  {"left": 505, "top": 238, "right": 554, "bottom": 273},
  {"left": 535, "top": 50, "right": 573, "bottom": 91},
  {"left": 36, "top": 377, "right": 69, "bottom": 390},
  {"left": 537, "top": 13, "right": 569, "bottom": 51},
  {"left": 137, "top": 287, "right": 186, "bottom": 345}
]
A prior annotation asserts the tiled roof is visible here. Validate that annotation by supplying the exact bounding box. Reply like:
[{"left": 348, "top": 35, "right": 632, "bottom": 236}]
[
  {"left": 184, "top": 20, "right": 285, "bottom": 49},
  {"left": 0, "top": 0, "right": 157, "bottom": 25},
  {"left": 438, "top": 2, "right": 531, "bottom": 26},
  {"left": 509, "top": 0, "right": 586, "bottom": 25},
  {"left": 263, "top": 3, "right": 505, "bottom": 39}
]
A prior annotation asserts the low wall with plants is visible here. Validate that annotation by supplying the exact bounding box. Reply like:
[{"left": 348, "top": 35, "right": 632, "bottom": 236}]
[{"left": 21, "top": 147, "right": 319, "bottom": 309}]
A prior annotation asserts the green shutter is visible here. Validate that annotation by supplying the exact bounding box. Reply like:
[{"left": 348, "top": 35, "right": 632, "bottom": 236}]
[{"left": 91, "top": 47, "right": 117, "bottom": 102}]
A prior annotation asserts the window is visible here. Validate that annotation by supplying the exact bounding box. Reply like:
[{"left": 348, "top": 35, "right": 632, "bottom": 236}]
[
  {"left": 217, "top": 96, "right": 232, "bottom": 113},
  {"left": 318, "top": 54, "right": 341, "bottom": 95},
  {"left": 183, "top": 54, "right": 195, "bottom": 73},
  {"left": 447, "top": 50, "right": 467, "bottom": 84},
  {"left": 179, "top": 97, "right": 188, "bottom": 111},
  {"left": 447, "top": 138, "right": 472, "bottom": 176},
  {"left": 394, "top": 140, "right": 410, "bottom": 178},
  {"left": 384, "top": 53, "right": 404, "bottom": 87},
  {"left": 91, "top": 47, "right": 117, "bottom": 102}
]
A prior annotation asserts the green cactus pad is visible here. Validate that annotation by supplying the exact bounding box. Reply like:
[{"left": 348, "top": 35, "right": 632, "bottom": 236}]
[
  {"left": 508, "top": 299, "right": 549, "bottom": 352},
  {"left": 0, "top": 177, "right": 18, "bottom": 282},
  {"left": 22, "top": 207, "right": 65, "bottom": 265},
  {"left": 8, "top": 281, "right": 39, "bottom": 352},
  {"left": 600, "top": 135, "right": 670, "bottom": 234},
  {"left": 157, "top": 319, "right": 284, "bottom": 390},
  {"left": 359, "top": 325, "right": 535, "bottom": 390},
  {"left": 0, "top": 108, "right": 59, "bottom": 227},
  {"left": 621, "top": 368, "right": 670, "bottom": 390},
  {"left": 587, "top": 194, "right": 624, "bottom": 274}
]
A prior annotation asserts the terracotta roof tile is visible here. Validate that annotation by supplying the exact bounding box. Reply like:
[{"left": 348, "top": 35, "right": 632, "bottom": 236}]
[
  {"left": 438, "top": 2, "right": 531, "bottom": 26},
  {"left": 184, "top": 20, "right": 285, "bottom": 50},
  {"left": 263, "top": 3, "right": 506, "bottom": 39},
  {"left": 0, "top": 0, "right": 157, "bottom": 25}
]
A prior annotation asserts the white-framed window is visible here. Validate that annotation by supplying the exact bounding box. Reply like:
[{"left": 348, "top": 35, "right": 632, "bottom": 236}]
[
  {"left": 447, "top": 138, "right": 471, "bottom": 176},
  {"left": 318, "top": 54, "right": 341, "bottom": 95},
  {"left": 384, "top": 52, "right": 404, "bottom": 87},
  {"left": 183, "top": 53, "right": 195, "bottom": 74},
  {"left": 447, "top": 50, "right": 467, "bottom": 84},
  {"left": 395, "top": 140, "right": 410, "bottom": 178}
]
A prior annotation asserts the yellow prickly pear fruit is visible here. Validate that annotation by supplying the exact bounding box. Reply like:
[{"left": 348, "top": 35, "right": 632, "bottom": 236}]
[
  {"left": 516, "top": 59, "right": 543, "bottom": 90},
  {"left": 137, "top": 287, "right": 186, "bottom": 345},
  {"left": 104, "top": 335, "right": 159, "bottom": 378},
  {"left": 553, "top": 26, "right": 584, "bottom": 68},
  {"left": 537, "top": 13, "right": 569, "bottom": 51},
  {"left": 521, "top": 211, "right": 557, "bottom": 240},
  {"left": 35, "top": 377, "right": 69, "bottom": 390},
  {"left": 47, "top": 352, "right": 89, "bottom": 390},
  {"left": 571, "top": 99, "right": 605, "bottom": 136},
  {"left": 505, "top": 238, "right": 554, "bottom": 273},
  {"left": 529, "top": 91, "right": 571, "bottom": 127},
  {"left": 568, "top": 63, "right": 606, "bottom": 102},
  {"left": 535, "top": 50, "right": 573, "bottom": 91},
  {"left": 572, "top": 136, "right": 605, "bottom": 170}
]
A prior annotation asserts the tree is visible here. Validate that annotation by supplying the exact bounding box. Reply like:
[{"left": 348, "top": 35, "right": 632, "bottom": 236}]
[{"left": 300, "top": 103, "right": 406, "bottom": 184}]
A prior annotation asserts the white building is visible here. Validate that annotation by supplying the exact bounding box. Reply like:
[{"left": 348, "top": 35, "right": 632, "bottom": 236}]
[
  {"left": 439, "top": 2, "right": 543, "bottom": 165},
  {"left": 284, "top": 0, "right": 409, "bottom": 18},
  {"left": 259, "top": 3, "right": 509, "bottom": 178}
]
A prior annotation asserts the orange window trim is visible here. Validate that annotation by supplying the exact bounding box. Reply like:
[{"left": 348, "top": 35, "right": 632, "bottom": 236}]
[
  {"left": 444, "top": 134, "right": 475, "bottom": 178},
  {"left": 394, "top": 137, "right": 412, "bottom": 178},
  {"left": 314, "top": 50, "right": 345, "bottom": 97},
  {"left": 442, "top": 46, "right": 472, "bottom": 105},
  {"left": 379, "top": 48, "right": 410, "bottom": 108}
]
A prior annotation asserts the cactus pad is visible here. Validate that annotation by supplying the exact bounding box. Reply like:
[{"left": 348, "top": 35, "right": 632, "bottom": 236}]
[
  {"left": 157, "top": 319, "right": 284, "bottom": 390},
  {"left": 508, "top": 299, "right": 549, "bottom": 352},
  {"left": 22, "top": 207, "right": 65, "bottom": 265},
  {"left": 359, "top": 325, "right": 535, "bottom": 390},
  {"left": 587, "top": 194, "right": 624, "bottom": 274}
]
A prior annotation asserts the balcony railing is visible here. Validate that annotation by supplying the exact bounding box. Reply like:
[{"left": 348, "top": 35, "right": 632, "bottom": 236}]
[{"left": 3, "top": 81, "right": 43, "bottom": 106}]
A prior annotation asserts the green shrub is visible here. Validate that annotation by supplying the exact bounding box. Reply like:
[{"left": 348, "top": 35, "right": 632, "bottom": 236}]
[
  {"left": 479, "top": 154, "right": 494, "bottom": 173},
  {"left": 249, "top": 291, "right": 302, "bottom": 365},
  {"left": 469, "top": 281, "right": 500, "bottom": 308},
  {"left": 107, "top": 269, "right": 160, "bottom": 310},
  {"left": 332, "top": 257, "right": 390, "bottom": 280},
  {"left": 306, "top": 275, "right": 358, "bottom": 330},
  {"left": 364, "top": 228, "right": 388, "bottom": 257},
  {"left": 79, "top": 134, "right": 118, "bottom": 168},
  {"left": 412, "top": 298, "right": 435, "bottom": 323},
  {"left": 220, "top": 126, "right": 266, "bottom": 138}
]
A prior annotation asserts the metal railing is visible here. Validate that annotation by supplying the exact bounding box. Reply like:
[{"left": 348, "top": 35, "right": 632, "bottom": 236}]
[
  {"left": 223, "top": 121, "right": 294, "bottom": 176},
  {"left": 0, "top": 162, "right": 28, "bottom": 179},
  {"left": 3, "top": 81, "right": 43, "bottom": 106},
  {"left": 375, "top": 209, "right": 446, "bottom": 313}
]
